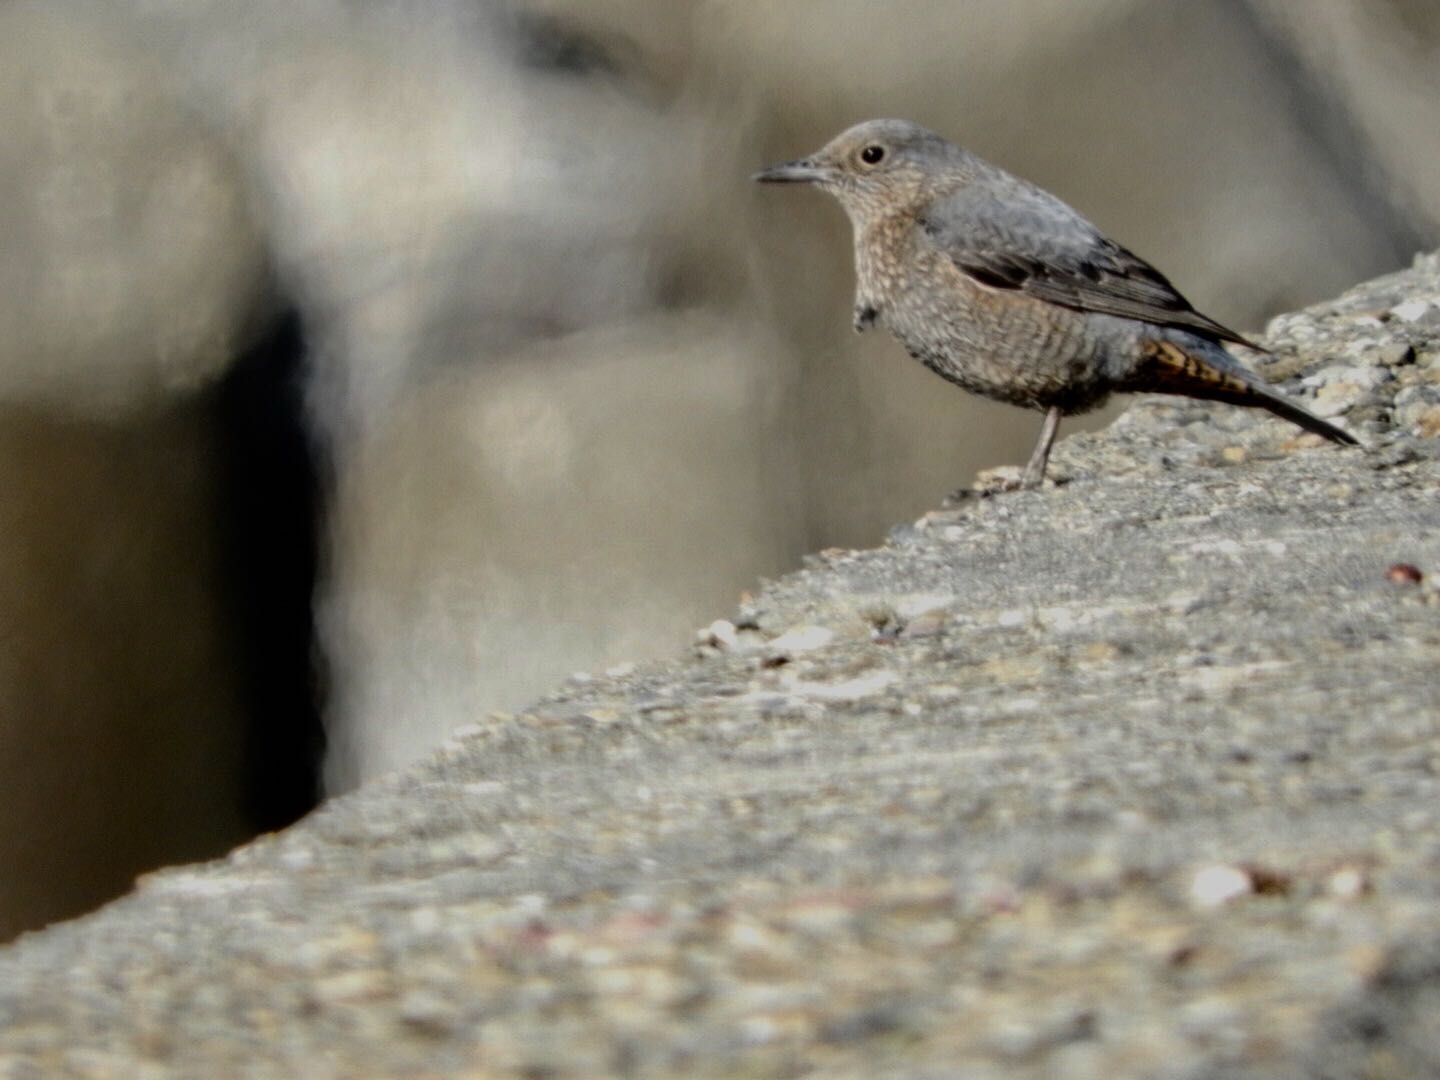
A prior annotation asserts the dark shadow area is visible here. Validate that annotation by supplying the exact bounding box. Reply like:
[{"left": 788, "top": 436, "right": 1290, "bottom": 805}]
[{"left": 214, "top": 309, "right": 327, "bottom": 832}]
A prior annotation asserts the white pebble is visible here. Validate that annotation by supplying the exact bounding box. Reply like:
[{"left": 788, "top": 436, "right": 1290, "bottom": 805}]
[
  {"left": 1390, "top": 299, "right": 1433, "bottom": 322},
  {"left": 894, "top": 593, "right": 956, "bottom": 620},
  {"left": 700, "top": 619, "right": 739, "bottom": 650},
  {"left": 767, "top": 625, "right": 836, "bottom": 654},
  {"left": 1302, "top": 365, "right": 1391, "bottom": 390},
  {"left": 1328, "top": 868, "right": 1369, "bottom": 900},
  {"left": 1038, "top": 606, "right": 1081, "bottom": 633},
  {"left": 1190, "top": 864, "right": 1254, "bottom": 907},
  {"left": 790, "top": 670, "right": 898, "bottom": 702}
]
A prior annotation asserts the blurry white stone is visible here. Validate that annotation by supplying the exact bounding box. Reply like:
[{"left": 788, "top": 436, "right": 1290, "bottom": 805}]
[
  {"left": 1190, "top": 865, "right": 1254, "bottom": 907},
  {"left": 790, "top": 670, "right": 898, "bottom": 703},
  {"left": 767, "top": 626, "right": 836, "bottom": 655},
  {"left": 700, "top": 620, "right": 739, "bottom": 650},
  {"left": 1302, "top": 365, "right": 1391, "bottom": 389},
  {"left": 1328, "top": 867, "right": 1369, "bottom": 900},
  {"left": 1311, "top": 382, "right": 1368, "bottom": 417},
  {"left": 894, "top": 593, "right": 956, "bottom": 620},
  {"left": 1390, "top": 299, "right": 1433, "bottom": 322}
]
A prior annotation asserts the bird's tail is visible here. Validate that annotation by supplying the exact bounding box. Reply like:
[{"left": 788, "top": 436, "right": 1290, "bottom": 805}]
[{"left": 1126, "top": 338, "right": 1360, "bottom": 446}]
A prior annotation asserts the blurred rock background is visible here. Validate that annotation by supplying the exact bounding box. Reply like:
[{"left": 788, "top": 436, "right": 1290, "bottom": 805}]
[{"left": 0, "top": 0, "right": 1435, "bottom": 940}]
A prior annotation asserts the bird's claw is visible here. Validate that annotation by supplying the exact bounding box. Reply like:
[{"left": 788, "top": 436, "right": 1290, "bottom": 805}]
[{"left": 971, "top": 464, "right": 1043, "bottom": 495}]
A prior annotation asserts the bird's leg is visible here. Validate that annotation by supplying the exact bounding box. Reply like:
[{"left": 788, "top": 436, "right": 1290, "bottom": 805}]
[{"left": 1020, "top": 406, "right": 1062, "bottom": 489}]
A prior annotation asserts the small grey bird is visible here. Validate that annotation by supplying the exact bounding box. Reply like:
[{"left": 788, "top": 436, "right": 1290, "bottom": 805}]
[{"left": 755, "top": 119, "right": 1358, "bottom": 488}]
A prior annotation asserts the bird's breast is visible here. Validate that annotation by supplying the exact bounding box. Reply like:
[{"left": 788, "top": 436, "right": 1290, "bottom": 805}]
[
  {"left": 859, "top": 235, "right": 1118, "bottom": 412},
  {"left": 852, "top": 216, "right": 916, "bottom": 314}
]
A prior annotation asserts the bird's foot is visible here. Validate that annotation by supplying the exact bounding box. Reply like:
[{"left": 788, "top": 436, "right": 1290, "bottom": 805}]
[
  {"left": 969, "top": 464, "right": 1029, "bottom": 495},
  {"left": 853, "top": 304, "right": 878, "bottom": 333}
]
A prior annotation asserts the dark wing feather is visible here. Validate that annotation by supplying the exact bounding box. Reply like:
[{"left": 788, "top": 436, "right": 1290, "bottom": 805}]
[{"left": 918, "top": 176, "right": 1256, "bottom": 348}]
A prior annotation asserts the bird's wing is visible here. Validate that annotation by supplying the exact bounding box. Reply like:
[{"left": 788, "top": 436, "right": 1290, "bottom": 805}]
[{"left": 917, "top": 176, "right": 1255, "bottom": 348}]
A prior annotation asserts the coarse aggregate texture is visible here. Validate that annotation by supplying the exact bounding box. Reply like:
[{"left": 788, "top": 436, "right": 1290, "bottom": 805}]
[{"left": 3, "top": 255, "right": 1440, "bottom": 1078}]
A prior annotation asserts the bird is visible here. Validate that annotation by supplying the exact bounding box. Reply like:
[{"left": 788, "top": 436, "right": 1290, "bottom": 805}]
[{"left": 754, "top": 118, "right": 1359, "bottom": 489}]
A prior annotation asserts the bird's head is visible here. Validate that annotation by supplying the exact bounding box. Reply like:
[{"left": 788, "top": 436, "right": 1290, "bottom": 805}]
[{"left": 753, "top": 119, "right": 963, "bottom": 222}]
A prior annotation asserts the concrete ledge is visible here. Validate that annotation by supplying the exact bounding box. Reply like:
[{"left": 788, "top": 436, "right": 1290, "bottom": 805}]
[{"left": 3, "top": 255, "right": 1440, "bottom": 1077}]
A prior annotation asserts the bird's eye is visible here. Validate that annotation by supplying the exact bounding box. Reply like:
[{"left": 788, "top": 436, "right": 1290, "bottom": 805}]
[{"left": 859, "top": 145, "right": 885, "bottom": 165}]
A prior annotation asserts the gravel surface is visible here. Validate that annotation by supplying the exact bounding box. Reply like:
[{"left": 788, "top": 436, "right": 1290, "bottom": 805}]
[{"left": 2, "top": 255, "right": 1440, "bottom": 1078}]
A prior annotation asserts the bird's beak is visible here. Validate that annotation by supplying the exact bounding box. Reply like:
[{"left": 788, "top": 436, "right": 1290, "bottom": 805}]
[{"left": 752, "top": 158, "right": 832, "bottom": 185}]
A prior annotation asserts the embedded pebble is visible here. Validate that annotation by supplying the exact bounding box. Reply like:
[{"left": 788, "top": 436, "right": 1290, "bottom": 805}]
[
  {"left": 1189, "top": 865, "right": 1255, "bottom": 908},
  {"left": 788, "top": 670, "right": 898, "bottom": 702},
  {"left": 893, "top": 593, "right": 956, "bottom": 620},
  {"left": 1389, "top": 298, "right": 1434, "bottom": 322},
  {"left": 1367, "top": 343, "right": 1416, "bottom": 368},
  {"left": 1386, "top": 564, "right": 1423, "bottom": 585},
  {"left": 1302, "top": 365, "right": 1392, "bottom": 390},
  {"left": 767, "top": 625, "right": 836, "bottom": 655},
  {"left": 1415, "top": 406, "right": 1440, "bottom": 438},
  {"left": 1327, "top": 868, "right": 1370, "bottom": 900},
  {"left": 1310, "top": 382, "right": 1369, "bottom": 417},
  {"left": 700, "top": 619, "right": 739, "bottom": 650}
]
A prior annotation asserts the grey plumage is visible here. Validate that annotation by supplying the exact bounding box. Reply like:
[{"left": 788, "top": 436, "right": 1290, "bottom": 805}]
[
  {"left": 917, "top": 179, "right": 1248, "bottom": 345},
  {"left": 755, "top": 118, "right": 1358, "bottom": 488}
]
